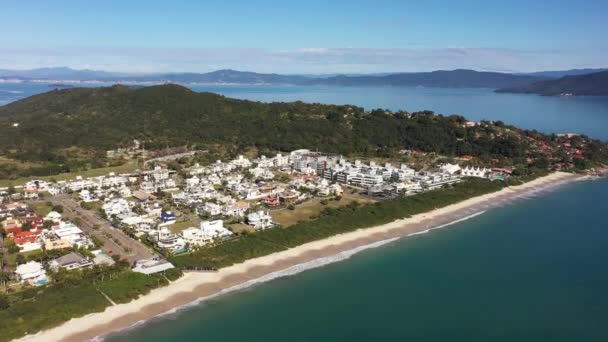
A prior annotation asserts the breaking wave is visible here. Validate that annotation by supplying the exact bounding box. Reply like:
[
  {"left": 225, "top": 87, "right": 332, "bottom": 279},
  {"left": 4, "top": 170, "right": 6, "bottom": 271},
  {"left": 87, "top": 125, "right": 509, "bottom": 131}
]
[{"left": 94, "top": 176, "right": 588, "bottom": 341}]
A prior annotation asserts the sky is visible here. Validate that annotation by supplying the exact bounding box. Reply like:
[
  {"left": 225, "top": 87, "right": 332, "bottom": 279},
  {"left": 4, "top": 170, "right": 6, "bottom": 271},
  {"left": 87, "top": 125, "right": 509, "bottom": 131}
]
[{"left": 1, "top": 0, "right": 607, "bottom": 74}]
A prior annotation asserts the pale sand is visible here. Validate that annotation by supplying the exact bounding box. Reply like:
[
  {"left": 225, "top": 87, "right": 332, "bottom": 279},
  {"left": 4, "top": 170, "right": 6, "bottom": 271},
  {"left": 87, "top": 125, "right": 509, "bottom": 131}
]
[{"left": 16, "top": 172, "right": 578, "bottom": 342}]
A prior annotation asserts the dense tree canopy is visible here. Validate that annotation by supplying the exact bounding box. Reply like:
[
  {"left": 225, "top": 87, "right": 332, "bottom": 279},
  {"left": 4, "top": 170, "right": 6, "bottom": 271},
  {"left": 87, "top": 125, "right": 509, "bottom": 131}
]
[{"left": 0, "top": 84, "right": 606, "bottom": 179}]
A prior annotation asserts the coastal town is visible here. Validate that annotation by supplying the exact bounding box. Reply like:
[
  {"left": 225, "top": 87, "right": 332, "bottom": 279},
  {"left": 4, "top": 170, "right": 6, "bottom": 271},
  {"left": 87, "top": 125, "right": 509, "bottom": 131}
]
[
  {"left": 2, "top": 2, "right": 608, "bottom": 341},
  {"left": 0, "top": 145, "right": 521, "bottom": 289},
  {"left": 1, "top": 115, "right": 605, "bottom": 293}
]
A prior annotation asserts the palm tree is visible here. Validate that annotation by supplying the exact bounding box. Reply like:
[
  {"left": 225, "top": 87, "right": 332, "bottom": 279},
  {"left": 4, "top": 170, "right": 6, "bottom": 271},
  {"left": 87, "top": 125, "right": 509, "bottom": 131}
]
[{"left": 0, "top": 272, "right": 10, "bottom": 290}]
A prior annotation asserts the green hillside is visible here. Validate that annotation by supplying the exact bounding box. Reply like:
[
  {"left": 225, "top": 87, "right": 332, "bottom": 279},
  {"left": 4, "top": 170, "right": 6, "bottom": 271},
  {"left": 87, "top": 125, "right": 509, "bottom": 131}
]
[{"left": 0, "top": 84, "right": 606, "bottom": 179}]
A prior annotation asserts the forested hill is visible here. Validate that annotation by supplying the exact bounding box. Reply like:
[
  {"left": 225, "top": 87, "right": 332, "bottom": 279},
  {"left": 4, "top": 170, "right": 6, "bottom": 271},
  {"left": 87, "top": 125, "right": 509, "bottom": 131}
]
[
  {"left": 0, "top": 84, "right": 606, "bottom": 178},
  {"left": 113, "top": 69, "right": 549, "bottom": 88},
  {"left": 496, "top": 71, "right": 608, "bottom": 96},
  {"left": 313, "top": 69, "right": 547, "bottom": 88}
]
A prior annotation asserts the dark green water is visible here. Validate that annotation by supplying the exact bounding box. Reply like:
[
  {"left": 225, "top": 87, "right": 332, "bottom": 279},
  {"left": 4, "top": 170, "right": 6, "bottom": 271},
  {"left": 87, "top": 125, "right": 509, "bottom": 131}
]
[{"left": 106, "top": 178, "right": 608, "bottom": 341}]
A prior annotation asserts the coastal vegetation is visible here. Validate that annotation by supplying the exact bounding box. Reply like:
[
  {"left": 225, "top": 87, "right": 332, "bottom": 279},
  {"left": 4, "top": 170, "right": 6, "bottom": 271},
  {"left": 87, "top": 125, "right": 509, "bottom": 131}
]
[
  {"left": 0, "top": 262, "right": 182, "bottom": 342},
  {"left": 170, "top": 178, "right": 504, "bottom": 269}
]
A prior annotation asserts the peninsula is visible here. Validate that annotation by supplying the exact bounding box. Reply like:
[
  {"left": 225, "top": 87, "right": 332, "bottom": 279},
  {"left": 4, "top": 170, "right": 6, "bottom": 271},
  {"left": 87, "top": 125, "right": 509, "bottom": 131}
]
[{"left": 0, "top": 86, "right": 607, "bottom": 341}]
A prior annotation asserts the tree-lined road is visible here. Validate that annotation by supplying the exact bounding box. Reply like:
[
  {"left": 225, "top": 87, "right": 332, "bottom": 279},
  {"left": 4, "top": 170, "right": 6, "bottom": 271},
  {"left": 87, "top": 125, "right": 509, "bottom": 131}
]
[{"left": 52, "top": 195, "right": 154, "bottom": 264}]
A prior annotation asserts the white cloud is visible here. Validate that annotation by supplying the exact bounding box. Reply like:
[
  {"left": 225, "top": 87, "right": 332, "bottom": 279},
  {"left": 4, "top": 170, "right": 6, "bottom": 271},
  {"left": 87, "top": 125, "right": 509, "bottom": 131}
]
[{"left": 0, "top": 46, "right": 606, "bottom": 74}]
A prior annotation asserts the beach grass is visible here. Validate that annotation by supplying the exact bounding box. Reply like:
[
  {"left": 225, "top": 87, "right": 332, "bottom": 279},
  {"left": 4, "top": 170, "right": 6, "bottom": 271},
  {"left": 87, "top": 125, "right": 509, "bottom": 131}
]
[
  {"left": 271, "top": 192, "right": 375, "bottom": 227},
  {"left": 0, "top": 265, "right": 176, "bottom": 342},
  {"left": 167, "top": 220, "right": 195, "bottom": 234},
  {"left": 30, "top": 201, "right": 53, "bottom": 216}
]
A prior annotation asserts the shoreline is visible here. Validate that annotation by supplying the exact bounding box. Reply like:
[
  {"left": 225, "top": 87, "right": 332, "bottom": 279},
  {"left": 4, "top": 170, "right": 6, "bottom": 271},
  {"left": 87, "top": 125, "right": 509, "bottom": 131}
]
[{"left": 16, "top": 172, "right": 580, "bottom": 342}]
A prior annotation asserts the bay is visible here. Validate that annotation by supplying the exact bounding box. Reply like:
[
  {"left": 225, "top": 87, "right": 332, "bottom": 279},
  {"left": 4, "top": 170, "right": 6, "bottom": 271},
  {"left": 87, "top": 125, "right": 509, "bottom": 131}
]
[
  {"left": 1, "top": 82, "right": 608, "bottom": 340},
  {"left": 1, "top": 83, "right": 608, "bottom": 140}
]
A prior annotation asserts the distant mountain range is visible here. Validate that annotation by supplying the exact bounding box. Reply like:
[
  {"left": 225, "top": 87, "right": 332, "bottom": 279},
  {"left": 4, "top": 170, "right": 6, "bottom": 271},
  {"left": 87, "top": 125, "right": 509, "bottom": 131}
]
[
  {"left": 1, "top": 66, "right": 607, "bottom": 93},
  {"left": 0, "top": 67, "right": 120, "bottom": 80},
  {"left": 309, "top": 70, "right": 548, "bottom": 88},
  {"left": 521, "top": 68, "right": 608, "bottom": 78},
  {"left": 496, "top": 71, "right": 608, "bottom": 96}
]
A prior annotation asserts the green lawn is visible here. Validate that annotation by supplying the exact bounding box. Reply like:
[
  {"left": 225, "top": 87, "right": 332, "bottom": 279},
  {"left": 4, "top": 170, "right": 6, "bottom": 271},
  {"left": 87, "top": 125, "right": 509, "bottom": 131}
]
[
  {"left": 30, "top": 202, "right": 53, "bottom": 217},
  {"left": 271, "top": 192, "right": 375, "bottom": 227},
  {"left": 167, "top": 220, "right": 196, "bottom": 234},
  {"left": 228, "top": 223, "right": 255, "bottom": 234}
]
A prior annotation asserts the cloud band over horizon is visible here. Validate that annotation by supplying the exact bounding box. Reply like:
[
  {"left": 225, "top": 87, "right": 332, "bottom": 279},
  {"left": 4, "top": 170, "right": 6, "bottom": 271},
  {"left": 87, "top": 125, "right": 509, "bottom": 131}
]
[{"left": 1, "top": 46, "right": 606, "bottom": 74}]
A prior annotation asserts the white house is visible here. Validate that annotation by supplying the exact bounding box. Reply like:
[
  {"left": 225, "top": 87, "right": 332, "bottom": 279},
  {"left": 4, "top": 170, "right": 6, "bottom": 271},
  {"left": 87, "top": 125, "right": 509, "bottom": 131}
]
[
  {"left": 182, "top": 220, "right": 233, "bottom": 247},
  {"left": 201, "top": 220, "right": 233, "bottom": 239},
  {"left": 102, "top": 198, "right": 132, "bottom": 218},
  {"left": 49, "top": 252, "right": 94, "bottom": 271},
  {"left": 45, "top": 211, "right": 62, "bottom": 223},
  {"left": 155, "top": 227, "right": 186, "bottom": 253},
  {"left": 440, "top": 163, "right": 462, "bottom": 175},
  {"left": 247, "top": 210, "right": 274, "bottom": 230},
  {"left": 221, "top": 202, "right": 249, "bottom": 217},
  {"left": 53, "top": 222, "right": 92, "bottom": 248},
  {"left": 273, "top": 153, "right": 289, "bottom": 167},
  {"left": 461, "top": 166, "right": 490, "bottom": 178},
  {"left": 79, "top": 189, "right": 97, "bottom": 202},
  {"left": 132, "top": 258, "right": 175, "bottom": 275},
  {"left": 25, "top": 180, "right": 51, "bottom": 193},
  {"left": 200, "top": 202, "right": 221, "bottom": 216},
  {"left": 15, "top": 261, "right": 46, "bottom": 284},
  {"left": 181, "top": 227, "right": 213, "bottom": 246},
  {"left": 118, "top": 186, "right": 132, "bottom": 198},
  {"left": 230, "top": 155, "right": 252, "bottom": 168}
]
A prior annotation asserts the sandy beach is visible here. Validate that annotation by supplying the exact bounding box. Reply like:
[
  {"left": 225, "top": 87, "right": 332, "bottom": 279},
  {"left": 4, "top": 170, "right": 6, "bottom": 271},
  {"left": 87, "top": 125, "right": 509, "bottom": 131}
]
[{"left": 16, "top": 171, "right": 579, "bottom": 342}]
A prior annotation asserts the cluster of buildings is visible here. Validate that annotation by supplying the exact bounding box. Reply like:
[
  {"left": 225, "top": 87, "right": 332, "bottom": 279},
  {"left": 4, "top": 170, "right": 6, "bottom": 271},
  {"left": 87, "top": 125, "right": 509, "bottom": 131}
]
[
  {"left": 22, "top": 173, "right": 132, "bottom": 200},
  {"left": 1, "top": 203, "right": 113, "bottom": 286},
  {"left": 19, "top": 167, "right": 179, "bottom": 202},
  {"left": 2, "top": 204, "right": 93, "bottom": 253},
  {"left": 14, "top": 249, "right": 116, "bottom": 286},
  {"left": 3, "top": 147, "right": 512, "bottom": 270}
]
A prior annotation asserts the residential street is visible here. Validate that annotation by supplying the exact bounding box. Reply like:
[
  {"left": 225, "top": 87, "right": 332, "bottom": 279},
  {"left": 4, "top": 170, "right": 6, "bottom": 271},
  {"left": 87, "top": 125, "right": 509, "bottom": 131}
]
[{"left": 51, "top": 195, "right": 155, "bottom": 264}]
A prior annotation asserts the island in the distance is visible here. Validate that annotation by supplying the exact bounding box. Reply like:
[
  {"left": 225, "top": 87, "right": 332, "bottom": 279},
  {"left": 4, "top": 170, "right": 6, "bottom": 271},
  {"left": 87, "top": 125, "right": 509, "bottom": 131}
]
[
  {"left": 496, "top": 70, "right": 608, "bottom": 96},
  {"left": 0, "top": 85, "right": 607, "bottom": 342}
]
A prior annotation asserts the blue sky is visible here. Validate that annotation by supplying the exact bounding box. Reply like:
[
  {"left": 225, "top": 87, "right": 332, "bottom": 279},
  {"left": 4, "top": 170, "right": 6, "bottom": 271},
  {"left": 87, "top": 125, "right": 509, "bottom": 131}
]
[{"left": 1, "top": 0, "right": 607, "bottom": 73}]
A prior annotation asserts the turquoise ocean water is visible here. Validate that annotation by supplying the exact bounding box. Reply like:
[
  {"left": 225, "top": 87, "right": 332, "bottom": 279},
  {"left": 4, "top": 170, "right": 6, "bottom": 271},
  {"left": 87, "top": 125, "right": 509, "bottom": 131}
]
[
  {"left": 1, "top": 83, "right": 608, "bottom": 341},
  {"left": 106, "top": 178, "right": 608, "bottom": 342}
]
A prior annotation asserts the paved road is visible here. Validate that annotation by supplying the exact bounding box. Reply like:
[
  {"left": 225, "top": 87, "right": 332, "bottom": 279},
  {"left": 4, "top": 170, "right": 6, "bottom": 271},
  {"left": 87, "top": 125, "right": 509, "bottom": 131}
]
[
  {"left": 144, "top": 150, "right": 206, "bottom": 165},
  {"left": 51, "top": 195, "right": 155, "bottom": 264}
]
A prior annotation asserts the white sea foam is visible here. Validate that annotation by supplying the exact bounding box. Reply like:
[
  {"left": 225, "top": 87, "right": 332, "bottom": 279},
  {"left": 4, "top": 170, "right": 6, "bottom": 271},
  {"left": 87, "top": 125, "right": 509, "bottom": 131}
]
[
  {"left": 93, "top": 177, "right": 585, "bottom": 341},
  {"left": 407, "top": 229, "right": 430, "bottom": 236},
  {"left": 427, "top": 210, "right": 486, "bottom": 231},
  {"left": 101, "top": 210, "right": 494, "bottom": 341},
  {"left": 97, "top": 236, "right": 401, "bottom": 341}
]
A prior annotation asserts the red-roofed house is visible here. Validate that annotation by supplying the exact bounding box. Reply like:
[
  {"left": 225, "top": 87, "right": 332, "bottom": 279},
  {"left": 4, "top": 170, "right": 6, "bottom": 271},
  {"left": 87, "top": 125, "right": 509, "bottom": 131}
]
[
  {"left": 2, "top": 218, "right": 22, "bottom": 236},
  {"left": 11, "top": 229, "right": 43, "bottom": 252},
  {"left": 24, "top": 216, "right": 44, "bottom": 229}
]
